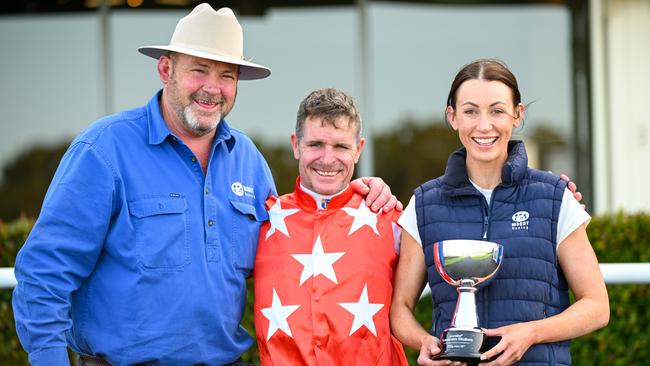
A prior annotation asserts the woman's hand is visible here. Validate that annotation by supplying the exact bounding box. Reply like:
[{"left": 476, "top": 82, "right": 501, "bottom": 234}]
[
  {"left": 480, "top": 323, "right": 537, "bottom": 365},
  {"left": 417, "top": 335, "right": 466, "bottom": 366}
]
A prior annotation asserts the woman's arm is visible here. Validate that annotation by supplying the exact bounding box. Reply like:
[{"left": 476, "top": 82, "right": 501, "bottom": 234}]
[
  {"left": 480, "top": 224, "right": 610, "bottom": 365},
  {"left": 390, "top": 231, "right": 429, "bottom": 348},
  {"left": 391, "top": 232, "right": 461, "bottom": 365}
]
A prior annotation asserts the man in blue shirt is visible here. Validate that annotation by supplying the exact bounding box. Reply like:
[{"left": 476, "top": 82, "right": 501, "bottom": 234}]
[{"left": 12, "top": 4, "right": 398, "bottom": 366}]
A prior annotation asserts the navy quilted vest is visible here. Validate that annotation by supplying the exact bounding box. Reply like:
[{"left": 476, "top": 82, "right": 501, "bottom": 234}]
[{"left": 414, "top": 141, "right": 571, "bottom": 365}]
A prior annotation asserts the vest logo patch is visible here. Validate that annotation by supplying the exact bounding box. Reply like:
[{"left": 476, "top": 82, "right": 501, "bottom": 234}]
[{"left": 512, "top": 210, "right": 529, "bottom": 231}]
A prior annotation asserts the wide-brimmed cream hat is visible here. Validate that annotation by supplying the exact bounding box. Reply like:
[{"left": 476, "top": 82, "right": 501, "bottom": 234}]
[{"left": 138, "top": 3, "right": 270, "bottom": 80}]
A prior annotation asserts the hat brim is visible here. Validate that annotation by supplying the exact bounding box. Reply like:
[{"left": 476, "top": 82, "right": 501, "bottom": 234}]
[{"left": 138, "top": 45, "right": 271, "bottom": 81}]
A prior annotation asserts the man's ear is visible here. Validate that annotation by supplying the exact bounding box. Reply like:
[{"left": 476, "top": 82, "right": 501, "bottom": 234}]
[
  {"left": 158, "top": 56, "right": 172, "bottom": 84},
  {"left": 354, "top": 138, "right": 366, "bottom": 164},
  {"left": 291, "top": 133, "right": 300, "bottom": 160}
]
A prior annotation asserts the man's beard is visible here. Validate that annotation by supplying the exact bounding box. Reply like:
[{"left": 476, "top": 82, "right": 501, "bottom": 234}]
[
  {"left": 174, "top": 90, "right": 228, "bottom": 137},
  {"left": 180, "top": 103, "right": 221, "bottom": 137}
]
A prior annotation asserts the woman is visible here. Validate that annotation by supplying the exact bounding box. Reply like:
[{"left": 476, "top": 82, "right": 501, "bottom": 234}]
[{"left": 390, "top": 59, "right": 609, "bottom": 366}]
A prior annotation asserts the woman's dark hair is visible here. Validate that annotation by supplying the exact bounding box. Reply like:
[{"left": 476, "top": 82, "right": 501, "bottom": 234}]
[{"left": 446, "top": 59, "right": 522, "bottom": 110}]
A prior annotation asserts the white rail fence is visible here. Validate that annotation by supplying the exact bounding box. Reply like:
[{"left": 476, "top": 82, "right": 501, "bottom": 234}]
[
  {"left": 0, "top": 268, "right": 16, "bottom": 289},
  {"left": 1, "top": 263, "right": 649, "bottom": 291},
  {"left": 419, "top": 263, "right": 650, "bottom": 298}
]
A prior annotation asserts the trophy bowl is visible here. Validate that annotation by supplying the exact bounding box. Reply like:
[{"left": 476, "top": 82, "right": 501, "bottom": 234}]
[{"left": 432, "top": 239, "right": 503, "bottom": 363}]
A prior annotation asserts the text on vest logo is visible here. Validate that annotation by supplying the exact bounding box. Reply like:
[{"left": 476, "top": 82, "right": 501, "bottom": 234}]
[{"left": 512, "top": 210, "right": 530, "bottom": 231}]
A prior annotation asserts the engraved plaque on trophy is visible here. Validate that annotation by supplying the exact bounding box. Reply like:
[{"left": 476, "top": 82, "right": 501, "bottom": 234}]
[{"left": 432, "top": 239, "right": 503, "bottom": 363}]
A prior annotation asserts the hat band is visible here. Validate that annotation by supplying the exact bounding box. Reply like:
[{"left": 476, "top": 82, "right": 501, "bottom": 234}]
[{"left": 171, "top": 42, "right": 243, "bottom": 61}]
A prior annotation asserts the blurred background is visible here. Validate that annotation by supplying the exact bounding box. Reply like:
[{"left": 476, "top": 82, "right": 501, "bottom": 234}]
[
  {"left": 1, "top": 0, "right": 648, "bottom": 218},
  {"left": 1, "top": 0, "right": 582, "bottom": 216},
  {"left": 0, "top": 0, "right": 648, "bottom": 364}
]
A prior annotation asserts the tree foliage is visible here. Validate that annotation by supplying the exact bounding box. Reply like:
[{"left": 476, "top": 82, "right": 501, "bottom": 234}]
[
  {"left": 375, "top": 120, "right": 460, "bottom": 202},
  {"left": 0, "top": 142, "right": 69, "bottom": 221}
]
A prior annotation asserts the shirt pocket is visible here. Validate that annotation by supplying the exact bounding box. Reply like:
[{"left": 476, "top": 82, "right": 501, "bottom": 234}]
[
  {"left": 229, "top": 199, "right": 264, "bottom": 275},
  {"left": 129, "top": 196, "right": 190, "bottom": 271}
]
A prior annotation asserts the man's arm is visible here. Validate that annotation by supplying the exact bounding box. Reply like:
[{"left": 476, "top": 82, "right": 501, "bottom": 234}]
[
  {"left": 560, "top": 174, "right": 584, "bottom": 206},
  {"left": 350, "top": 177, "right": 402, "bottom": 212},
  {"left": 350, "top": 174, "right": 580, "bottom": 214},
  {"left": 12, "top": 142, "right": 115, "bottom": 366}
]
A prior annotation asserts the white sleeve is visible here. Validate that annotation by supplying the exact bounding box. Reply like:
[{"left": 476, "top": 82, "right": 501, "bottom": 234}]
[
  {"left": 556, "top": 188, "right": 591, "bottom": 248},
  {"left": 397, "top": 195, "right": 423, "bottom": 246},
  {"left": 392, "top": 223, "right": 402, "bottom": 254}
]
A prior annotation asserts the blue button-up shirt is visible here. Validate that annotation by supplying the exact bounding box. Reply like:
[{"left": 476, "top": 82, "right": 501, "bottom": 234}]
[{"left": 12, "top": 91, "right": 276, "bottom": 366}]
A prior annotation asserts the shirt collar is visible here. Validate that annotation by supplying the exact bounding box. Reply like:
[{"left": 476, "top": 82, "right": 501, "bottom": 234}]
[
  {"left": 441, "top": 140, "right": 528, "bottom": 196},
  {"left": 294, "top": 177, "right": 353, "bottom": 211},
  {"left": 215, "top": 118, "right": 235, "bottom": 152},
  {"left": 146, "top": 90, "right": 235, "bottom": 149},
  {"left": 147, "top": 90, "right": 172, "bottom": 145},
  {"left": 299, "top": 181, "right": 349, "bottom": 210}
]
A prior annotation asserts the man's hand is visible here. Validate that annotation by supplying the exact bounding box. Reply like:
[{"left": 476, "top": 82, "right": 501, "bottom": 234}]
[
  {"left": 559, "top": 174, "right": 585, "bottom": 210},
  {"left": 350, "top": 177, "right": 403, "bottom": 212}
]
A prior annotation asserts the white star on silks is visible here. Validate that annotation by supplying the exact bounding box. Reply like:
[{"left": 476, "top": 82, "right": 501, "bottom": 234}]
[
  {"left": 260, "top": 288, "right": 301, "bottom": 341},
  {"left": 266, "top": 200, "right": 300, "bottom": 239},
  {"left": 338, "top": 284, "right": 384, "bottom": 337},
  {"left": 341, "top": 200, "right": 380, "bottom": 235},
  {"left": 291, "top": 236, "right": 345, "bottom": 285}
]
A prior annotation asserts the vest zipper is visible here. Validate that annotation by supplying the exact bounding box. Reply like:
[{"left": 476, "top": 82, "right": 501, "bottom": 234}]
[
  {"left": 481, "top": 195, "right": 491, "bottom": 240},
  {"left": 480, "top": 188, "right": 497, "bottom": 328},
  {"left": 482, "top": 215, "right": 489, "bottom": 239}
]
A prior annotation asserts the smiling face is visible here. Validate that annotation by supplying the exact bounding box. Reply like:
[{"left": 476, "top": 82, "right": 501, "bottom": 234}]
[
  {"left": 291, "top": 115, "right": 365, "bottom": 196},
  {"left": 447, "top": 79, "right": 524, "bottom": 170},
  {"left": 158, "top": 52, "right": 238, "bottom": 137}
]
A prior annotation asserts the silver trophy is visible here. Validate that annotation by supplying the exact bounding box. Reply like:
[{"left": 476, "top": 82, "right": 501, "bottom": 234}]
[{"left": 432, "top": 239, "right": 503, "bottom": 363}]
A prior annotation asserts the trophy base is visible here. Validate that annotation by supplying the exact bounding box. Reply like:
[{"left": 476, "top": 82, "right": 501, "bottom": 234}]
[{"left": 432, "top": 328, "right": 486, "bottom": 364}]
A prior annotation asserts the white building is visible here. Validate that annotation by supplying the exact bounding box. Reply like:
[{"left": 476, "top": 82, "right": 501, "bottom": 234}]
[{"left": 591, "top": 0, "right": 650, "bottom": 213}]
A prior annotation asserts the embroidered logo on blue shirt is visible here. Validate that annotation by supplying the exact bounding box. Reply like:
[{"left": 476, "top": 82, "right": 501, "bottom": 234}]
[
  {"left": 232, "top": 182, "right": 244, "bottom": 196},
  {"left": 232, "top": 181, "right": 256, "bottom": 198},
  {"left": 512, "top": 210, "right": 530, "bottom": 231}
]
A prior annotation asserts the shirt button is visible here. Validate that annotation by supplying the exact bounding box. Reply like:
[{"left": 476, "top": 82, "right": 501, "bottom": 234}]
[
  {"left": 191, "top": 157, "right": 197, "bottom": 163},
  {"left": 208, "top": 219, "right": 214, "bottom": 226},
  {"left": 205, "top": 187, "right": 209, "bottom": 194},
  {"left": 313, "top": 295, "right": 320, "bottom": 302}
]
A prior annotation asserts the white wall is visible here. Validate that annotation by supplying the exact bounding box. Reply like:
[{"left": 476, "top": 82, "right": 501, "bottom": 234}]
[{"left": 592, "top": 0, "right": 650, "bottom": 213}]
